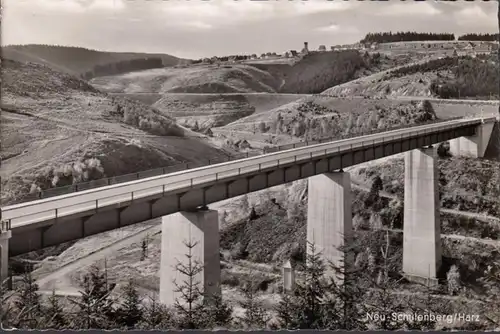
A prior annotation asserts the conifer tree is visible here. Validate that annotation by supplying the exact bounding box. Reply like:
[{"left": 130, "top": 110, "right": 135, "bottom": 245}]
[
  {"left": 240, "top": 194, "right": 250, "bottom": 215},
  {"left": 44, "top": 289, "right": 68, "bottom": 329},
  {"left": 135, "top": 295, "right": 174, "bottom": 330},
  {"left": 294, "top": 242, "right": 327, "bottom": 329},
  {"left": 0, "top": 277, "right": 16, "bottom": 329},
  {"left": 322, "top": 239, "right": 367, "bottom": 330},
  {"left": 362, "top": 231, "right": 406, "bottom": 330},
  {"left": 172, "top": 239, "right": 207, "bottom": 329},
  {"left": 237, "top": 275, "right": 270, "bottom": 329},
  {"left": 275, "top": 288, "right": 300, "bottom": 329},
  {"left": 115, "top": 279, "right": 143, "bottom": 329},
  {"left": 14, "top": 270, "right": 43, "bottom": 329},
  {"left": 140, "top": 236, "right": 148, "bottom": 261},
  {"left": 69, "top": 264, "right": 116, "bottom": 329},
  {"left": 446, "top": 265, "right": 461, "bottom": 296},
  {"left": 203, "top": 292, "right": 233, "bottom": 329},
  {"left": 478, "top": 258, "right": 500, "bottom": 327}
]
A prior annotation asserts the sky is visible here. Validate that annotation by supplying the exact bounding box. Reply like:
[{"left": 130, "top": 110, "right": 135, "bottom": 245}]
[{"left": 2, "top": 0, "right": 498, "bottom": 59}]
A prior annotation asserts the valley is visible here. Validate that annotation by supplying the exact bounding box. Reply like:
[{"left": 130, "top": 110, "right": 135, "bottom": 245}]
[{"left": 1, "top": 33, "right": 500, "bottom": 330}]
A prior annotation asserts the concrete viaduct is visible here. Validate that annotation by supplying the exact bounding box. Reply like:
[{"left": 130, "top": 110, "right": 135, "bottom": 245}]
[{"left": 0, "top": 116, "right": 496, "bottom": 304}]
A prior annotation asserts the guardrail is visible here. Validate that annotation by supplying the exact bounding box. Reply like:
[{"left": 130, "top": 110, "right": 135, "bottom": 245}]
[
  {"left": 12, "top": 116, "right": 466, "bottom": 204},
  {"left": 2, "top": 117, "right": 483, "bottom": 228}
]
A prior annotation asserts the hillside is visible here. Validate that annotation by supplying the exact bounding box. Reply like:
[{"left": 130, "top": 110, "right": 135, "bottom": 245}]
[
  {"left": 264, "top": 51, "right": 388, "bottom": 94},
  {"left": 90, "top": 64, "right": 279, "bottom": 94},
  {"left": 322, "top": 54, "right": 498, "bottom": 99},
  {"left": 1, "top": 44, "right": 184, "bottom": 79},
  {"left": 92, "top": 51, "right": 420, "bottom": 97},
  {"left": 0, "top": 59, "right": 228, "bottom": 205},
  {"left": 152, "top": 94, "right": 303, "bottom": 131},
  {"left": 214, "top": 96, "right": 498, "bottom": 150}
]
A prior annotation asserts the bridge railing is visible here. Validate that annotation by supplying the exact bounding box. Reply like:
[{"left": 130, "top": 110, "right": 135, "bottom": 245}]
[
  {"left": 17, "top": 116, "right": 465, "bottom": 204},
  {"left": 2, "top": 117, "right": 484, "bottom": 225}
]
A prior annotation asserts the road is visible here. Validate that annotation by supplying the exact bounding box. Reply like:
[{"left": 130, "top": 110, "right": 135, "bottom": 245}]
[
  {"left": 110, "top": 91, "right": 499, "bottom": 106},
  {"left": 4, "top": 117, "right": 484, "bottom": 231}
]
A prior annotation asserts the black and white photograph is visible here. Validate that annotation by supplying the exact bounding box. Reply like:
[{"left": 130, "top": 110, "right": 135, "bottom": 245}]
[{"left": 1, "top": 0, "right": 500, "bottom": 330}]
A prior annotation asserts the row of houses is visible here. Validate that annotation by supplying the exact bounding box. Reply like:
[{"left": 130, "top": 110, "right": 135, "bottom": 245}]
[{"left": 197, "top": 39, "right": 498, "bottom": 65}]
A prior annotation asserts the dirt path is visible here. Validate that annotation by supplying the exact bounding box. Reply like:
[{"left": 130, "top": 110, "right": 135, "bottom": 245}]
[
  {"left": 349, "top": 177, "right": 500, "bottom": 224},
  {"left": 35, "top": 223, "right": 162, "bottom": 290}
]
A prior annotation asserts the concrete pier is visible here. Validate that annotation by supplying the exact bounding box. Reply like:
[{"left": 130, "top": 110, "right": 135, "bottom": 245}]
[
  {"left": 449, "top": 121, "right": 495, "bottom": 158},
  {"left": 307, "top": 172, "right": 353, "bottom": 281},
  {"left": 159, "top": 209, "right": 221, "bottom": 306},
  {"left": 403, "top": 148, "right": 441, "bottom": 285},
  {"left": 0, "top": 229, "right": 12, "bottom": 284}
]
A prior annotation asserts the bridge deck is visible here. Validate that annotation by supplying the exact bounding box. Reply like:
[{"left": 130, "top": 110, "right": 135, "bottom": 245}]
[{"left": 1, "top": 117, "right": 495, "bottom": 255}]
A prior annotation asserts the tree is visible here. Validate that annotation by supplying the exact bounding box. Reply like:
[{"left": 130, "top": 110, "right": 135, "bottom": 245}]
[
  {"left": 406, "top": 283, "right": 449, "bottom": 330},
  {"left": 437, "top": 142, "right": 451, "bottom": 158},
  {"left": 287, "top": 202, "right": 302, "bottom": 222},
  {"left": 69, "top": 264, "right": 116, "bottom": 329},
  {"left": 219, "top": 210, "right": 228, "bottom": 226},
  {"left": 172, "top": 240, "right": 208, "bottom": 329},
  {"left": 446, "top": 265, "right": 461, "bottom": 296},
  {"left": 370, "top": 175, "right": 383, "bottom": 196},
  {"left": 0, "top": 278, "right": 16, "bottom": 329},
  {"left": 14, "top": 271, "right": 44, "bottom": 329},
  {"left": 362, "top": 232, "right": 407, "bottom": 330},
  {"left": 237, "top": 275, "right": 270, "bottom": 329},
  {"left": 258, "top": 121, "right": 267, "bottom": 133},
  {"left": 115, "top": 279, "right": 143, "bottom": 329},
  {"left": 478, "top": 257, "right": 500, "bottom": 327},
  {"left": 438, "top": 169, "right": 448, "bottom": 201},
  {"left": 135, "top": 295, "right": 174, "bottom": 330},
  {"left": 275, "top": 291, "right": 300, "bottom": 329},
  {"left": 240, "top": 194, "right": 250, "bottom": 214},
  {"left": 345, "top": 113, "right": 355, "bottom": 136},
  {"left": 44, "top": 289, "right": 68, "bottom": 329},
  {"left": 203, "top": 292, "right": 233, "bottom": 328},
  {"left": 295, "top": 242, "right": 327, "bottom": 329},
  {"left": 140, "top": 236, "right": 148, "bottom": 261}
]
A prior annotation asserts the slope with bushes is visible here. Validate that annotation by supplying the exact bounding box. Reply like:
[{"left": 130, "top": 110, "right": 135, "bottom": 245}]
[
  {"left": 216, "top": 97, "right": 442, "bottom": 148},
  {"left": 275, "top": 51, "right": 376, "bottom": 94},
  {"left": 430, "top": 55, "right": 499, "bottom": 99},
  {"left": 90, "top": 64, "right": 279, "bottom": 94},
  {"left": 322, "top": 54, "right": 499, "bottom": 100},
  {"left": 1, "top": 59, "right": 228, "bottom": 205}
]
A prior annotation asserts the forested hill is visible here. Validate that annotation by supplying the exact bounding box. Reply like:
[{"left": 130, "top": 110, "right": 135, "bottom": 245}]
[{"left": 1, "top": 44, "right": 186, "bottom": 79}]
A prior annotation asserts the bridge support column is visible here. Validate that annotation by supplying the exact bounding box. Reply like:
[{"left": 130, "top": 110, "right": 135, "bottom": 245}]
[
  {"left": 449, "top": 121, "right": 494, "bottom": 158},
  {"left": 0, "top": 229, "right": 12, "bottom": 284},
  {"left": 403, "top": 148, "right": 441, "bottom": 286},
  {"left": 159, "top": 208, "right": 221, "bottom": 306},
  {"left": 307, "top": 172, "right": 353, "bottom": 282}
]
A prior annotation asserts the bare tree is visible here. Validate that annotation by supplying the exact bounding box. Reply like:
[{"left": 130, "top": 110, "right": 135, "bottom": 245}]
[
  {"left": 172, "top": 239, "right": 207, "bottom": 329},
  {"left": 446, "top": 265, "right": 461, "bottom": 296}
]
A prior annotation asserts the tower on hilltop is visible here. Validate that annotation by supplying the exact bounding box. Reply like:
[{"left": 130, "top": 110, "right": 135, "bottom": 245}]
[{"left": 301, "top": 42, "right": 309, "bottom": 54}]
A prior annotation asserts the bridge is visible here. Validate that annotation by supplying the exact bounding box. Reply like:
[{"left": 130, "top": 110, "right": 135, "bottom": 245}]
[{"left": 0, "top": 116, "right": 496, "bottom": 304}]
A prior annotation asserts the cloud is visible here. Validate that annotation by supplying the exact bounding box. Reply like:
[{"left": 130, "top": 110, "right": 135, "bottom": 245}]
[
  {"left": 454, "top": 5, "right": 495, "bottom": 24},
  {"left": 316, "top": 24, "right": 340, "bottom": 32},
  {"left": 377, "top": 2, "right": 442, "bottom": 17},
  {"left": 181, "top": 21, "right": 213, "bottom": 30},
  {"left": 9, "top": 0, "right": 124, "bottom": 13},
  {"left": 2, "top": 0, "right": 497, "bottom": 59},
  {"left": 291, "top": 0, "right": 356, "bottom": 15},
  {"left": 315, "top": 23, "right": 359, "bottom": 35}
]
